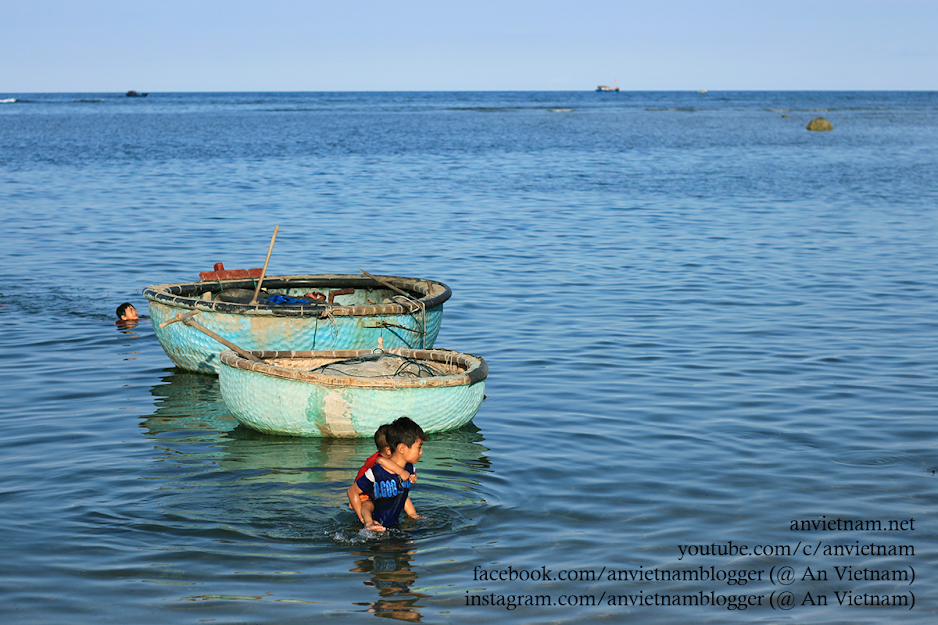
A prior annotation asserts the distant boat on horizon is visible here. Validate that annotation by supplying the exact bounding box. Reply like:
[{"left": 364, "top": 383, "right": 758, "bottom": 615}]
[
  {"left": 125, "top": 90, "right": 148, "bottom": 97},
  {"left": 596, "top": 85, "right": 619, "bottom": 92}
]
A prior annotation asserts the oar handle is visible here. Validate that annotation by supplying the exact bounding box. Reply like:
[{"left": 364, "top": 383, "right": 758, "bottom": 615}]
[
  {"left": 360, "top": 269, "right": 412, "bottom": 299},
  {"left": 251, "top": 225, "right": 280, "bottom": 305},
  {"left": 158, "top": 312, "right": 191, "bottom": 328},
  {"left": 158, "top": 312, "right": 266, "bottom": 364}
]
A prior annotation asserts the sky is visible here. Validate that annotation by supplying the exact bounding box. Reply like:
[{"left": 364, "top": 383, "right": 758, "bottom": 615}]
[{"left": 3, "top": 0, "right": 936, "bottom": 92}]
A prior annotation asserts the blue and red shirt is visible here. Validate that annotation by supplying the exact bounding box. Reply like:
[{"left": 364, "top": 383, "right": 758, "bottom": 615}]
[
  {"left": 356, "top": 452, "right": 380, "bottom": 481},
  {"left": 355, "top": 462, "right": 414, "bottom": 527}
]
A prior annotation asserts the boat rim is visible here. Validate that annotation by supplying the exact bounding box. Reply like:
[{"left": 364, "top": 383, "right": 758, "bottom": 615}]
[
  {"left": 143, "top": 273, "right": 451, "bottom": 317},
  {"left": 219, "top": 347, "right": 488, "bottom": 389}
]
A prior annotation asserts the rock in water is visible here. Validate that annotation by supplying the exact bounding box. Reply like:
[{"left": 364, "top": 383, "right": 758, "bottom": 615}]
[{"left": 807, "top": 117, "right": 833, "bottom": 131}]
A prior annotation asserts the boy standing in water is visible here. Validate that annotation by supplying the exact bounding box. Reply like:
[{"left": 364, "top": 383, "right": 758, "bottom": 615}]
[
  {"left": 348, "top": 417, "right": 425, "bottom": 531},
  {"left": 348, "top": 423, "right": 417, "bottom": 523}
]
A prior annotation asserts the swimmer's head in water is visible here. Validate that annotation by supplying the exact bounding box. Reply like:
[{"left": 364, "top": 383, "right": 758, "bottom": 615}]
[{"left": 116, "top": 302, "right": 138, "bottom": 321}]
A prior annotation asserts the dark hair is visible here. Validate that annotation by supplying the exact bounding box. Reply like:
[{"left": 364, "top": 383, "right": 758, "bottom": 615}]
[
  {"left": 373, "top": 423, "right": 391, "bottom": 452},
  {"left": 386, "top": 417, "right": 425, "bottom": 451},
  {"left": 116, "top": 302, "right": 134, "bottom": 318}
]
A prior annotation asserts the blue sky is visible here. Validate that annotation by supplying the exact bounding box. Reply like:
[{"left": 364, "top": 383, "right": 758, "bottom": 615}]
[{"left": 4, "top": 0, "right": 936, "bottom": 92}]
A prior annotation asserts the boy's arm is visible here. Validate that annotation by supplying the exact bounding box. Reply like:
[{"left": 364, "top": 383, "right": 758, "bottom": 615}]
[
  {"left": 403, "top": 494, "right": 425, "bottom": 519},
  {"left": 375, "top": 456, "right": 415, "bottom": 483}
]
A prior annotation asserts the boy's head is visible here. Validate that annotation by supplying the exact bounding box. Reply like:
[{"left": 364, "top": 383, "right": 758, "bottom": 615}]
[
  {"left": 116, "top": 302, "right": 138, "bottom": 320},
  {"left": 373, "top": 423, "right": 392, "bottom": 457},
  {"left": 386, "top": 417, "right": 426, "bottom": 457}
]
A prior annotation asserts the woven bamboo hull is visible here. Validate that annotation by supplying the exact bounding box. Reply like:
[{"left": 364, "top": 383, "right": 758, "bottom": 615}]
[
  {"left": 218, "top": 348, "right": 487, "bottom": 438},
  {"left": 144, "top": 274, "right": 449, "bottom": 374}
]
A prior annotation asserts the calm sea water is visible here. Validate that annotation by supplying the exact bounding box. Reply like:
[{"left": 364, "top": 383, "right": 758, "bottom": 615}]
[{"left": 1, "top": 91, "right": 937, "bottom": 624}]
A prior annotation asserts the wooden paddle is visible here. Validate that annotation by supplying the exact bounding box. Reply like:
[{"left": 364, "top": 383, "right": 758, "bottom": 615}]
[
  {"left": 359, "top": 269, "right": 413, "bottom": 300},
  {"left": 250, "top": 225, "right": 280, "bottom": 305},
  {"left": 159, "top": 311, "right": 266, "bottom": 364}
]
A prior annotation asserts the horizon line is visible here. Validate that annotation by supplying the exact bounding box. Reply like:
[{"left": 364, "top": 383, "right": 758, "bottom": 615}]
[{"left": 4, "top": 88, "right": 937, "bottom": 95}]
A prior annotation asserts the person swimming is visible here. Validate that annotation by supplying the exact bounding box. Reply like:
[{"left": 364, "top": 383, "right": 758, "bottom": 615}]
[
  {"left": 116, "top": 302, "right": 140, "bottom": 328},
  {"left": 116, "top": 302, "right": 138, "bottom": 321}
]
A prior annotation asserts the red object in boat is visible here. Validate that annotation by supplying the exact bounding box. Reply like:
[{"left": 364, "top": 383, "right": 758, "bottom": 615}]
[{"left": 199, "top": 262, "right": 265, "bottom": 281}]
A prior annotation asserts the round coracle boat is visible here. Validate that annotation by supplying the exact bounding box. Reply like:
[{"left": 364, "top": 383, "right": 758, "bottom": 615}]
[
  {"left": 144, "top": 273, "right": 451, "bottom": 374},
  {"left": 218, "top": 347, "right": 487, "bottom": 437}
]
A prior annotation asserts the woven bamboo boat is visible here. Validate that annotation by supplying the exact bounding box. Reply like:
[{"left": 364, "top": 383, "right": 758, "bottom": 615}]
[
  {"left": 144, "top": 274, "right": 451, "bottom": 374},
  {"left": 218, "top": 348, "right": 487, "bottom": 437}
]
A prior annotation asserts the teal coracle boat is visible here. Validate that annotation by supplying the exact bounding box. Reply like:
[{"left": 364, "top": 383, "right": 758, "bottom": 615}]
[
  {"left": 218, "top": 348, "right": 487, "bottom": 437},
  {"left": 144, "top": 274, "right": 451, "bottom": 374}
]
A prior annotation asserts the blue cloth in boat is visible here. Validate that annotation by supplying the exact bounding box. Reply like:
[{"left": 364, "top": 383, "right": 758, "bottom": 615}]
[
  {"left": 264, "top": 295, "right": 309, "bottom": 305},
  {"left": 356, "top": 462, "right": 414, "bottom": 527}
]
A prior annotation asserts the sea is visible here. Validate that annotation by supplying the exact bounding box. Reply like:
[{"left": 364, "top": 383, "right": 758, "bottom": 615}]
[{"left": 1, "top": 91, "right": 936, "bottom": 624}]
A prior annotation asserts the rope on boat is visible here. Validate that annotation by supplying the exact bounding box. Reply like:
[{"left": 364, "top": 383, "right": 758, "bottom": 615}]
[
  {"left": 360, "top": 270, "right": 427, "bottom": 348},
  {"left": 309, "top": 352, "right": 447, "bottom": 379},
  {"left": 312, "top": 306, "right": 338, "bottom": 349}
]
